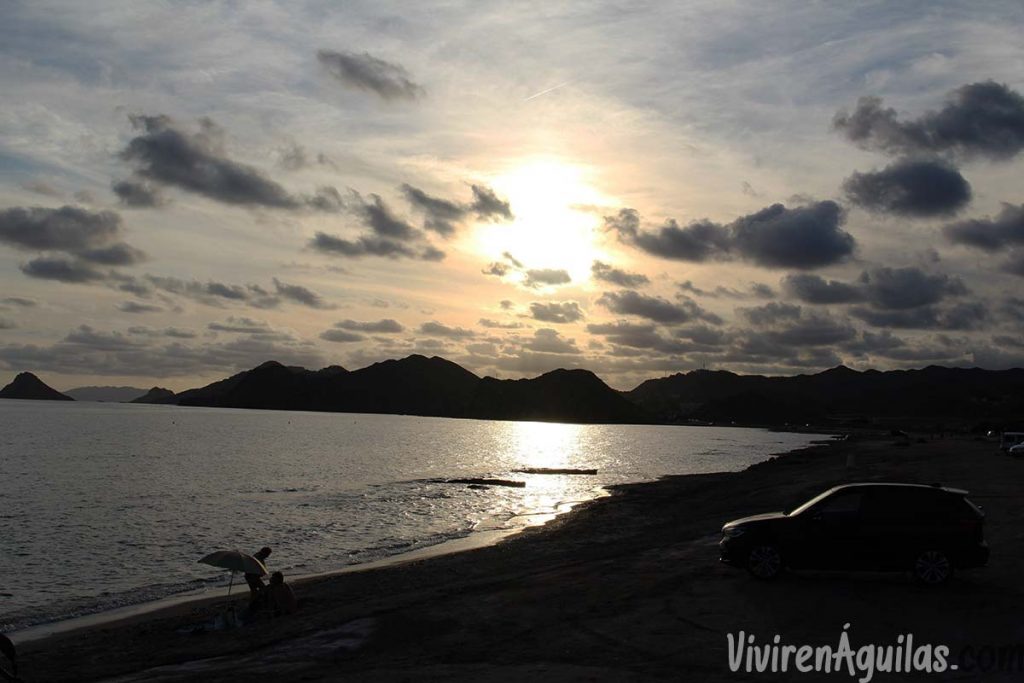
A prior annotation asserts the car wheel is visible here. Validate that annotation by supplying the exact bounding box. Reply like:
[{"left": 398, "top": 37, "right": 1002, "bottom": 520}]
[
  {"left": 747, "top": 544, "right": 783, "bottom": 580},
  {"left": 913, "top": 550, "right": 952, "bottom": 586}
]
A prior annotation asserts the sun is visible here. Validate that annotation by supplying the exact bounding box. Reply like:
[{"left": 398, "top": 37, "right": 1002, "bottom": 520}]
[{"left": 474, "top": 158, "right": 609, "bottom": 283}]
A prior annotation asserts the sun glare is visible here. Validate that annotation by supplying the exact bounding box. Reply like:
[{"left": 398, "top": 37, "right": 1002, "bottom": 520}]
[{"left": 474, "top": 159, "right": 609, "bottom": 283}]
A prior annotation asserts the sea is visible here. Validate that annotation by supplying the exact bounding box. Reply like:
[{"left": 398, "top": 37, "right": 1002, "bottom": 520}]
[{"left": 0, "top": 399, "right": 824, "bottom": 633}]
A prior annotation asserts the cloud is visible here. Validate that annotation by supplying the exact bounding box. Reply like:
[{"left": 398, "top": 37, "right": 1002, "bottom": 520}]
[
  {"left": 117, "top": 301, "right": 162, "bottom": 314},
  {"left": 272, "top": 277, "right": 333, "bottom": 309},
  {"left": 591, "top": 261, "right": 649, "bottom": 287},
  {"left": 842, "top": 159, "right": 971, "bottom": 217},
  {"left": 401, "top": 184, "right": 465, "bottom": 237},
  {"left": 833, "top": 81, "right": 1024, "bottom": 161},
  {"left": 850, "top": 302, "right": 988, "bottom": 330},
  {"left": 678, "top": 280, "right": 775, "bottom": 299},
  {"left": 21, "top": 179, "right": 62, "bottom": 198},
  {"left": 598, "top": 290, "right": 722, "bottom": 325},
  {"left": 478, "top": 318, "right": 525, "bottom": 329},
  {"left": 523, "top": 268, "right": 571, "bottom": 288},
  {"left": 470, "top": 185, "right": 513, "bottom": 221},
  {"left": 606, "top": 201, "right": 854, "bottom": 269},
  {"left": 0, "top": 324, "right": 325, "bottom": 377},
  {"left": 522, "top": 328, "right": 580, "bottom": 355},
  {"left": 0, "top": 205, "right": 121, "bottom": 252},
  {"left": 782, "top": 273, "right": 865, "bottom": 304},
  {"left": 209, "top": 317, "right": 272, "bottom": 333},
  {"left": 586, "top": 321, "right": 704, "bottom": 355},
  {"left": 419, "top": 321, "right": 475, "bottom": 338},
  {"left": 20, "top": 256, "right": 106, "bottom": 282},
  {"left": 112, "top": 179, "right": 165, "bottom": 208},
  {"left": 120, "top": 115, "right": 307, "bottom": 209},
  {"left": 529, "top": 301, "right": 583, "bottom": 324},
  {"left": 317, "top": 50, "right": 425, "bottom": 102},
  {"left": 320, "top": 329, "right": 365, "bottom": 343},
  {"left": 1, "top": 297, "right": 36, "bottom": 308},
  {"left": 739, "top": 302, "right": 802, "bottom": 326},
  {"left": 0, "top": 318, "right": 15, "bottom": 330},
  {"left": 334, "top": 318, "right": 404, "bottom": 333},
  {"left": 76, "top": 242, "right": 147, "bottom": 265},
  {"left": 401, "top": 184, "right": 513, "bottom": 236},
  {"left": 730, "top": 201, "right": 853, "bottom": 269},
  {"left": 784, "top": 267, "right": 967, "bottom": 312},
  {"left": 309, "top": 231, "right": 443, "bottom": 261},
  {"left": 354, "top": 192, "right": 418, "bottom": 240},
  {"left": 944, "top": 203, "right": 1024, "bottom": 251},
  {"left": 857, "top": 266, "right": 967, "bottom": 310}
]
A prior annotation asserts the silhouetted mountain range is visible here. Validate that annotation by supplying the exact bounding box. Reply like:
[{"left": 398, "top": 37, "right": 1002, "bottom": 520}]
[
  {"left": 65, "top": 386, "right": 148, "bottom": 402},
  {"left": 626, "top": 365, "right": 1024, "bottom": 427},
  {"left": 0, "top": 372, "right": 73, "bottom": 401},
  {"left": 3, "top": 359, "right": 1023, "bottom": 428}
]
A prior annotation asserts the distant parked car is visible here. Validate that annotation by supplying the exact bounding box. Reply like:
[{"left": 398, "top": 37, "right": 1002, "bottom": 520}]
[
  {"left": 719, "top": 483, "right": 988, "bottom": 585},
  {"left": 1009, "top": 443, "right": 1024, "bottom": 457}
]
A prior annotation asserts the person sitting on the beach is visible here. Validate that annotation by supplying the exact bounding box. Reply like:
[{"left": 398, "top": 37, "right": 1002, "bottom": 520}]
[
  {"left": 245, "top": 546, "right": 272, "bottom": 604},
  {"left": 267, "top": 571, "right": 297, "bottom": 616}
]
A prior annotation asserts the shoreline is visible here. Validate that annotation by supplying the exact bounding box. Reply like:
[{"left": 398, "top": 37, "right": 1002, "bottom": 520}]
[{"left": 19, "top": 432, "right": 1022, "bottom": 681}]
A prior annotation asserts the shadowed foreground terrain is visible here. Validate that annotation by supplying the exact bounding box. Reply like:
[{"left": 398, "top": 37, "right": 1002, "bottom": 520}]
[{"left": 16, "top": 435, "right": 1024, "bottom": 681}]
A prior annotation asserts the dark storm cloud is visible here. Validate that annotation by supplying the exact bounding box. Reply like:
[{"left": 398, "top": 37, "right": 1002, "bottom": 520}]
[
  {"left": 272, "top": 278, "right": 333, "bottom": 309},
  {"left": 0, "top": 205, "right": 121, "bottom": 252},
  {"left": 944, "top": 203, "right": 1024, "bottom": 251},
  {"left": 739, "top": 302, "right": 802, "bottom": 326},
  {"left": 117, "top": 301, "right": 162, "bottom": 314},
  {"left": 833, "top": 81, "right": 1024, "bottom": 161},
  {"left": 309, "top": 232, "right": 443, "bottom": 261},
  {"left": 470, "top": 185, "right": 513, "bottom": 221},
  {"left": 334, "top": 318, "right": 405, "bottom": 333},
  {"left": 121, "top": 115, "right": 303, "bottom": 209},
  {"left": 320, "top": 329, "right": 365, "bottom": 343},
  {"left": 782, "top": 273, "right": 865, "bottom": 304},
  {"left": 842, "top": 159, "right": 971, "bottom": 217},
  {"left": 591, "top": 261, "right": 649, "bottom": 288},
  {"left": 585, "top": 321, "right": 699, "bottom": 355},
  {"left": 606, "top": 201, "right": 854, "bottom": 269},
  {"left": 112, "top": 179, "right": 165, "bottom": 208},
  {"left": 1001, "top": 251, "right": 1024, "bottom": 277},
  {"left": 317, "top": 50, "right": 425, "bottom": 102},
  {"left": 598, "top": 290, "right": 722, "bottom": 325},
  {"left": 419, "top": 321, "right": 475, "bottom": 338},
  {"left": 529, "top": 301, "right": 583, "bottom": 324},
  {"left": 20, "top": 256, "right": 106, "bottom": 283},
  {"left": 523, "top": 269, "right": 571, "bottom": 288}
]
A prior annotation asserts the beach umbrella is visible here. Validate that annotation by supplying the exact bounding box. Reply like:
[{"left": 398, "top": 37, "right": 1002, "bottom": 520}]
[{"left": 198, "top": 550, "right": 267, "bottom": 597}]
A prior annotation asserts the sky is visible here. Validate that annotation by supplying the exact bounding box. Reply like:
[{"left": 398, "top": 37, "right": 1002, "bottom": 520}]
[{"left": 1, "top": 0, "right": 1024, "bottom": 392}]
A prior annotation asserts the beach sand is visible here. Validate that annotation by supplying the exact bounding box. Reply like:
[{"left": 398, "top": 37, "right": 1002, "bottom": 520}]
[{"left": 13, "top": 434, "right": 1024, "bottom": 681}]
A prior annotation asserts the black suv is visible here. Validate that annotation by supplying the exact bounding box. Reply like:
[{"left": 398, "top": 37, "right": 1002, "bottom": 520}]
[{"left": 719, "top": 483, "right": 988, "bottom": 584}]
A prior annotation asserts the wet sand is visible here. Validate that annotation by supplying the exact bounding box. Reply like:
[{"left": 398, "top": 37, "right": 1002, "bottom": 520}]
[{"left": 14, "top": 434, "right": 1024, "bottom": 681}]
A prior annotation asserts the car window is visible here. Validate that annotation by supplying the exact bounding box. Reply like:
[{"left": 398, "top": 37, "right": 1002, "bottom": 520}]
[
  {"left": 815, "top": 490, "right": 863, "bottom": 515},
  {"left": 862, "top": 488, "right": 961, "bottom": 523}
]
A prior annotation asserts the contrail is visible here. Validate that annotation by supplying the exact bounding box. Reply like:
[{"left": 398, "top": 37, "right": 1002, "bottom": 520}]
[{"left": 524, "top": 81, "right": 570, "bottom": 102}]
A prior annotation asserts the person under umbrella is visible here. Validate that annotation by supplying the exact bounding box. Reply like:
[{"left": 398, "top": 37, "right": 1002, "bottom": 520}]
[
  {"left": 245, "top": 547, "right": 272, "bottom": 605},
  {"left": 197, "top": 549, "right": 268, "bottom": 598}
]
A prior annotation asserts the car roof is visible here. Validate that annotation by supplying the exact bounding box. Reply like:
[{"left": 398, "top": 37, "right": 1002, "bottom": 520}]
[{"left": 826, "top": 482, "right": 968, "bottom": 496}]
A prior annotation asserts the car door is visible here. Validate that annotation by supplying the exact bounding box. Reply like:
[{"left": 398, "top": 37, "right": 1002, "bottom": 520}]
[{"left": 794, "top": 489, "right": 866, "bottom": 569}]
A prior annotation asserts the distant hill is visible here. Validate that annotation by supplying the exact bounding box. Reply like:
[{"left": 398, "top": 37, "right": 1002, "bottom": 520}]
[
  {"left": 158, "top": 355, "right": 649, "bottom": 424},
  {"left": 65, "top": 386, "right": 148, "bottom": 402},
  {"left": 627, "top": 365, "right": 1024, "bottom": 428},
  {"left": 0, "top": 372, "right": 73, "bottom": 401},
  {"left": 131, "top": 387, "right": 177, "bottom": 404}
]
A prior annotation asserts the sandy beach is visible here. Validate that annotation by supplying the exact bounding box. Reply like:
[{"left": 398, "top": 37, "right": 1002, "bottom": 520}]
[{"left": 13, "top": 434, "right": 1024, "bottom": 681}]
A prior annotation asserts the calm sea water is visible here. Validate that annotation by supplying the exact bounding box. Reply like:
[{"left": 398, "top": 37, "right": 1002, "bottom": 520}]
[{"left": 0, "top": 400, "right": 822, "bottom": 631}]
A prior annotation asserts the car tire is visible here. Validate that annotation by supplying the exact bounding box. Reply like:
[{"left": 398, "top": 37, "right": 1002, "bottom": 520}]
[
  {"left": 747, "top": 544, "right": 783, "bottom": 580},
  {"left": 913, "top": 550, "right": 953, "bottom": 586}
]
